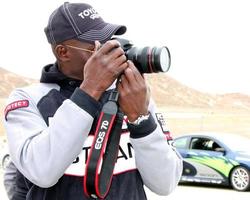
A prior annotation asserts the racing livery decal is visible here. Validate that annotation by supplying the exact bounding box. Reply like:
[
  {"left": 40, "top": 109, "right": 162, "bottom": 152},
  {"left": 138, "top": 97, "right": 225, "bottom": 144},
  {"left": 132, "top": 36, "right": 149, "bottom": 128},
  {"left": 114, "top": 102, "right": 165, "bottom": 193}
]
[
  {"left": 182, "top": 155, "right": 239, "bottom": 184},
  {"left": 187, "top": 155, "right": 239, "bottom": 177}
]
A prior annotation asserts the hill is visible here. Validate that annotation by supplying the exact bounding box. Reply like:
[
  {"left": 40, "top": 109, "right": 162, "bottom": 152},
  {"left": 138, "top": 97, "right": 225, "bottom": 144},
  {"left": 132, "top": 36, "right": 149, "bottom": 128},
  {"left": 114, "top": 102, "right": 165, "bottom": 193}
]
[
  {"left": 1, "top": 67, "right": 250, "bottom": 112},
  {"left": 0, "top": 68, "right": 36, "bottom": 98},
  {"left": 146, "top": 73, "right": 250, "bottom": 112}
]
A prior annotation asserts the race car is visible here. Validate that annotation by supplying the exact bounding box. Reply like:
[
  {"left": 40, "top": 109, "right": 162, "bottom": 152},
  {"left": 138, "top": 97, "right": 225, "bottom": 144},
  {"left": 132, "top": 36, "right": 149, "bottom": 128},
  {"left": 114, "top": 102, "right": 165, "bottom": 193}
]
[{"left": 173, "top": 132, "right": 250, "bottom": 191}]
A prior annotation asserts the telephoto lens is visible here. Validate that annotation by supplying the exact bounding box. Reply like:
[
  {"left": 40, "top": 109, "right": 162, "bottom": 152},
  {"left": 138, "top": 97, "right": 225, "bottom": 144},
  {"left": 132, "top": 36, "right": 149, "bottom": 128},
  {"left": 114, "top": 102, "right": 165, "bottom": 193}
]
[{"left": 115, "top": 38, "right": 171, "bottom": 74}]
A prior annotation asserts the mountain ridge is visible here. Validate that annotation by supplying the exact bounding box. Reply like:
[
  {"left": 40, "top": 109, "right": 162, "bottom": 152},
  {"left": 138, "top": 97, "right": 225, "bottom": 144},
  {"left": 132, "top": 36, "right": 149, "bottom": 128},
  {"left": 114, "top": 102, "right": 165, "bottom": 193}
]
[
  {"left": 1, "top": 67, "right": 250, "bottom": 112},
  {"left": 0, "top": 68, "right": 36, "bottom": 98},
  {"left": 146, "top": 73, "right": 250, "bottom": 112}
]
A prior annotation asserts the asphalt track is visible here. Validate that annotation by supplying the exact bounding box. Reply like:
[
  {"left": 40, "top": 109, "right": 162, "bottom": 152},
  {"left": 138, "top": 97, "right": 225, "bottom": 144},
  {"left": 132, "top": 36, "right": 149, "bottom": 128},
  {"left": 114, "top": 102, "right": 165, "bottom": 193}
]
[
  {"left": 0, "top": 171, "right": 249, "bottom": 200},
  {"left": 145, "top": 183, "right": 250, "bottom": 200}
]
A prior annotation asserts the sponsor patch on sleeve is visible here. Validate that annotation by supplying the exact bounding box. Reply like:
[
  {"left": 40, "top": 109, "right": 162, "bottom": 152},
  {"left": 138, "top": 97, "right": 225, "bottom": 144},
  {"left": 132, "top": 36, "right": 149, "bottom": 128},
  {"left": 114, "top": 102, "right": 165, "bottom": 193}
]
[
  {"left": 155, "top": 113, "right": 173, "bottom": 141},
  {"left": 4, "top": 100, "right": 29, "bottom": 120}
]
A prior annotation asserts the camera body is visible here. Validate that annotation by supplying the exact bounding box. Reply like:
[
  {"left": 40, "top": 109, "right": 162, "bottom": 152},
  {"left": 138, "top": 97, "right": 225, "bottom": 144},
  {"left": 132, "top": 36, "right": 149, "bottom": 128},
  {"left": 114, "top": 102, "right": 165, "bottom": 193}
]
[{"left": 115, "top": 38, "right": 171, "bottom": 74}]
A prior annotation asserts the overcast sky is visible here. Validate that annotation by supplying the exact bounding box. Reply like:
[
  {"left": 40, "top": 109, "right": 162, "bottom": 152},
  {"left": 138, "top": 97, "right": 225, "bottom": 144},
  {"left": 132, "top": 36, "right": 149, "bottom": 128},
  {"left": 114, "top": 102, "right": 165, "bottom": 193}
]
[{"left": 0, "top": 0, "right": 250, "bottom": 94}]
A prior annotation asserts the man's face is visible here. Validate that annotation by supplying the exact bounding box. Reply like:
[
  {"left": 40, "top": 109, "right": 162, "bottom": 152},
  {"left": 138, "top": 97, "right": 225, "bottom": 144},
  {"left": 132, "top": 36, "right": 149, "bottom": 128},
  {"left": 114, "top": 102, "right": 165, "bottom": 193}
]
[{"left": 59, "top": 39, "right": 95, "bottom": 80}]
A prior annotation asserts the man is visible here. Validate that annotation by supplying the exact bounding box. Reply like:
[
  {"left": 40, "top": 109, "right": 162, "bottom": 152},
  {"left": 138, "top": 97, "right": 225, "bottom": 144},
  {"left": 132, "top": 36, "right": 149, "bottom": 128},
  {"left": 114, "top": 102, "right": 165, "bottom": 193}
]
[{"left": 3, "top": 2, "right": 182, "bottom": 199}]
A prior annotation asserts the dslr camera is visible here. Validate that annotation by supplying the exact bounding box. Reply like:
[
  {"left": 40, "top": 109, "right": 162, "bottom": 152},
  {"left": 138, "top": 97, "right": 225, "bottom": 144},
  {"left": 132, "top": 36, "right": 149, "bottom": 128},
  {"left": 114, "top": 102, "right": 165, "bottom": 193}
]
[{"left": 115, "top": 38, "right": 171, "bottom": 74}]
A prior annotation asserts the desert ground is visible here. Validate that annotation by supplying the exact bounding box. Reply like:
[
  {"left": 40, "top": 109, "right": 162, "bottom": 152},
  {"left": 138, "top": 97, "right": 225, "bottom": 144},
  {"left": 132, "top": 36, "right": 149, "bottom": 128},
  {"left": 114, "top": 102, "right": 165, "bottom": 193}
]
[
  {"left": 160, "top": 106, "right": 250, "bottom": 139},
  {"left": 1, "top": 98, "right": 250, "bottom": 138}
]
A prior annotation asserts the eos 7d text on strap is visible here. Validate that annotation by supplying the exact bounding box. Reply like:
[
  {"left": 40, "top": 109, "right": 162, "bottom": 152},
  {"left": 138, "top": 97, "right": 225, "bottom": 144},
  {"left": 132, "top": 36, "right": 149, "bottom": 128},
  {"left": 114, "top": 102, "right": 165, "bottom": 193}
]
[{"left": 84, "top": 89, "right": 124, "bottom": 199}]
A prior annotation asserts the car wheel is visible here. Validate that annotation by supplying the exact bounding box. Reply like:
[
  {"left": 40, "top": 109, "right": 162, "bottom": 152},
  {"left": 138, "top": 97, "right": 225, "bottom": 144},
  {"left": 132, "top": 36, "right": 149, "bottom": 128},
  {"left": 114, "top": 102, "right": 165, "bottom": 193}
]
[
  {"left": 230, "top": 166, "right": 250, "bottom": 191},
  {"left": 2, "top": 154, "right": 10, "bottom": 170}
]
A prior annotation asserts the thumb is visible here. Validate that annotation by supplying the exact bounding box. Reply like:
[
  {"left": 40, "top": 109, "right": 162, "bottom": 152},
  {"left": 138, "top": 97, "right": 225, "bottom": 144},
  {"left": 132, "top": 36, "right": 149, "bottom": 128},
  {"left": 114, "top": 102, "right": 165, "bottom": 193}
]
[{"left": 94, "top": 41, "right": 101, "bottom": 51}]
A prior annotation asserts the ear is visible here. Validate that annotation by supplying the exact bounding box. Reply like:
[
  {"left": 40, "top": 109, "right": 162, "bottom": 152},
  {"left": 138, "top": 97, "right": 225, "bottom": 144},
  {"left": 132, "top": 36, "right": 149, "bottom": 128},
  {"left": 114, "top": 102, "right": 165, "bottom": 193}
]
[{"left": 54, "top": 45, "right": 70, "bottom": 62}]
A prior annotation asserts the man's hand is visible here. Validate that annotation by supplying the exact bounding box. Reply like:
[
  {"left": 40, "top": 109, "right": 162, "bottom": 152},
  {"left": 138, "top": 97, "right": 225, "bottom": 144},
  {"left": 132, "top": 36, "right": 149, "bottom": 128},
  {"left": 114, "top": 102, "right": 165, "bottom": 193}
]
[
  {"left": 80, "top": 40, "right": 128, "bottom": 100},
  {"left": 117, "top": 60, "right": 150, "bottom": 122}
]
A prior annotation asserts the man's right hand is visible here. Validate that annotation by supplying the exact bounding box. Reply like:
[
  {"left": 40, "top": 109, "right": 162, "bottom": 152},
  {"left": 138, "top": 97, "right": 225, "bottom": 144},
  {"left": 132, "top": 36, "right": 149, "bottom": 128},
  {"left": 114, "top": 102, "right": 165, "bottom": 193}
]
[{"left": 80, "top": 40, "right": 128, "bottom": 101}]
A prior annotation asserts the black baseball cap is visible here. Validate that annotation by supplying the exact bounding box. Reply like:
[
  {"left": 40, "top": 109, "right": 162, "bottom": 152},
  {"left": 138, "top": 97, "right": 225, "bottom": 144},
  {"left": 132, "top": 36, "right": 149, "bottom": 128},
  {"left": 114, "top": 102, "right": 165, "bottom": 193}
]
[{"left": 44, "top": 2, "right": 127, "bottom": 44}]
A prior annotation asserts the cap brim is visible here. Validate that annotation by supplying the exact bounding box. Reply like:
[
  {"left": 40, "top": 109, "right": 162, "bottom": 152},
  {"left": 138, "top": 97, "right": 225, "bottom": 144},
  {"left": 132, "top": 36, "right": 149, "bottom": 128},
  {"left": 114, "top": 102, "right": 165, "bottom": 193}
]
[{"left": 77, "top": 23, "right": 127, "bottom": 44}]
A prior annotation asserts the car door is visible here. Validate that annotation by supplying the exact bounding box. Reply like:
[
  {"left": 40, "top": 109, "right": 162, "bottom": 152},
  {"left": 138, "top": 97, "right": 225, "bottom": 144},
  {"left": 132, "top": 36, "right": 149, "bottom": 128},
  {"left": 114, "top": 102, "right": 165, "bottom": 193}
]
[
  {"left": 182, "top": 136, "right": 229, "bottom": 184},
  {"left": 173, "top": 136, "right": 200, "bottom": 180}
]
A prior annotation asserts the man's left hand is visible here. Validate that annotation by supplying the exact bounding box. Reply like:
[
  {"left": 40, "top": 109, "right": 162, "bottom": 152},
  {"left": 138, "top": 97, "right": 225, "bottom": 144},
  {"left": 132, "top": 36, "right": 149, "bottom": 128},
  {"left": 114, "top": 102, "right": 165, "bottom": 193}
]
[{"left": 117, "top": 60, "right": 150, "bottom": 122}]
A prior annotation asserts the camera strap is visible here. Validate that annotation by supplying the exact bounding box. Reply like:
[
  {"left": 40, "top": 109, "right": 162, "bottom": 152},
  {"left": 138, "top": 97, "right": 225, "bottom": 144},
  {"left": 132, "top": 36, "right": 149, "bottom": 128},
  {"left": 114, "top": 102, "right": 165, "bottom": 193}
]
[{"left": 84, "top": 89, "right": 123, "bottom": 199}]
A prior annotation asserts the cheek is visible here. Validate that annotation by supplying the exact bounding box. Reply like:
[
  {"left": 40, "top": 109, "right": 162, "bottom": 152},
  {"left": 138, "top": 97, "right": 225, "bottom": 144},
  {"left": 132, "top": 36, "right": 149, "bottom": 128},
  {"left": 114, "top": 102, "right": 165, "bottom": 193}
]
[
  {"left": 73, "top": 53, "right": 87, "bottom": 68},
  {"left": 71, "top": 53, "right": 90, "bottom": 78}
]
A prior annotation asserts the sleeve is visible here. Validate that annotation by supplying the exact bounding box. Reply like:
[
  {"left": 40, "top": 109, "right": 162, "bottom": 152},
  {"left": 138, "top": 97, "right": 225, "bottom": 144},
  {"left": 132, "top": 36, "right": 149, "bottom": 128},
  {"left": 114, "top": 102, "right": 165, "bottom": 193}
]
[
  {"left": 3, "top": 87, "right": 101, "bottom": 187},
  {"left": 129, "top": 99, "right": 183, "bottom": 196}
]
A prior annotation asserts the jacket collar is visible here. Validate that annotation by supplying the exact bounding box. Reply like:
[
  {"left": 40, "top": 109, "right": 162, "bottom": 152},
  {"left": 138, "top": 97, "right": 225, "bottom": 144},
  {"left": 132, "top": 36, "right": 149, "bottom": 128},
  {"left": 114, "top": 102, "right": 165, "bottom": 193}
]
[{"left": 40, "top": 63, "right": 82, "bottom": 87}]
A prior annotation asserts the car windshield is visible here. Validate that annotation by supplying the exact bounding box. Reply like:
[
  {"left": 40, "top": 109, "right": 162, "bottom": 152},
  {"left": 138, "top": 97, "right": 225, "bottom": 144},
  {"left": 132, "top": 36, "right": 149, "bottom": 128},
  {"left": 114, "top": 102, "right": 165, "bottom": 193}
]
[{"left": 219, "top": 134, "right": 250, "bottom": 152}]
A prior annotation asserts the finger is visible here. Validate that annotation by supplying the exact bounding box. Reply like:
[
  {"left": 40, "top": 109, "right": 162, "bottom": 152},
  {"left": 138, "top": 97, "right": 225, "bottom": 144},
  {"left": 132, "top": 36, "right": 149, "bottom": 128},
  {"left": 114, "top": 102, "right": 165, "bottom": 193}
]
[
  {"left": 98, "top": 40, "right": 121, "bottom": 55},
  {"left": 117, "top": 79, "right": 127, "bottom": 103},
  {"left": 112, "top": 54, "right": 127, "bottom": 68},
  {"left": 94, "top": 41, "right": 101, "bottom": 51},
  {"left": 107, "top": 46, "right": 125, "bottom": 58},
  {"left": 127, "top": 60, "right": 143, "bottom": 81},
  {"left": 123, "top": 62, "right": 141, "bottom": 84},
  {"left": 109, "top": 62, "right": 128, "bottom": 80},
  {"left": 115, "top": 62, "right": 129, "bottom": 77},
  {"left": 120, "top": 74, "right": 129, "bottom": 87},
  {"left": 117, "top": 80, "right": 123, "bottom": 92},
  {"left": 118, "top": 74, "right": 130, "bottom": 94}
]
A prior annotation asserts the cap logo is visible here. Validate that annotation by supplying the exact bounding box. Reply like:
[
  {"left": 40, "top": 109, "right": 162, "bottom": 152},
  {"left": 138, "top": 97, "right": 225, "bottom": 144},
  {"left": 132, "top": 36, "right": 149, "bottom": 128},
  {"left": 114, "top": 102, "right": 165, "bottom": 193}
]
[{"left": 78, "top": 7, "right": 100, "bottom": 20}]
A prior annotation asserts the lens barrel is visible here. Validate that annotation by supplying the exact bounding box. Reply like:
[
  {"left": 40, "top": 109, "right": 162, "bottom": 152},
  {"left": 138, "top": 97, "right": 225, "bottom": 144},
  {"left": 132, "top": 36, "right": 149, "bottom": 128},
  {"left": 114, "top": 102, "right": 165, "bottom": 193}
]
[
  {"left": 115, "top": 38, "right": 171, "bottom": 74},
  {"left": 126, "top": 46, "right": 171, "bottom": 74}
]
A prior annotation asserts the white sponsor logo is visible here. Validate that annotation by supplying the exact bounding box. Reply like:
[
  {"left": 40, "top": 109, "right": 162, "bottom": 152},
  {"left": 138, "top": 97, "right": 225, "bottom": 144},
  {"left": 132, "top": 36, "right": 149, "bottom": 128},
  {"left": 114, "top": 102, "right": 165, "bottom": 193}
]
[
  {"left": 156, "top": 113, "right": 169, "bottom": 132},
  {"left": 95, "top": 120, "right": 109, "bottom": 149},
  {"left": 78, "top": 7, "right": 100, "bottom": 20},
  {"left": 64, "top": 133, "right": 136, "bottom": 176}
]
